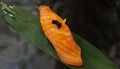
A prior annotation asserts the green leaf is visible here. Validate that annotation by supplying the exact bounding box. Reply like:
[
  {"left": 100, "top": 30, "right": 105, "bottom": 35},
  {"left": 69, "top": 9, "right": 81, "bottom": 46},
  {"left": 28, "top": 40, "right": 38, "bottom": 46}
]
[{"left": 0, "top": 2, "right": 118, "bottom": 69}]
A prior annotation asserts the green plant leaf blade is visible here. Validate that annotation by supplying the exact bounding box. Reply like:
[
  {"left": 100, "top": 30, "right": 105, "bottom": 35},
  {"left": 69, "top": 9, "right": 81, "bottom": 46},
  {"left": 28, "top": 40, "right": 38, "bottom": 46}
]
[{"left": 0, "top": 2, "right": 118, "bottom": 69}]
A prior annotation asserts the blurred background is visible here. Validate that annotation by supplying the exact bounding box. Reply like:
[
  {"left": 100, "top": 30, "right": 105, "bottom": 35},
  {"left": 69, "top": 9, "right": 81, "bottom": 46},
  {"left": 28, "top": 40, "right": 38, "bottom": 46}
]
[{"left": 0, "top": 0, "right": 120, "bottom": 69}]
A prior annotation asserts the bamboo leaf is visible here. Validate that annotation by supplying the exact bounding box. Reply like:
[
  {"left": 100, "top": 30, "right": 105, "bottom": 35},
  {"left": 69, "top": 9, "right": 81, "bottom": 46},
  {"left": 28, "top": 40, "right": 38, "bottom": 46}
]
[{"left": 0, "top": 2, "right": 118, "bottom": 69}]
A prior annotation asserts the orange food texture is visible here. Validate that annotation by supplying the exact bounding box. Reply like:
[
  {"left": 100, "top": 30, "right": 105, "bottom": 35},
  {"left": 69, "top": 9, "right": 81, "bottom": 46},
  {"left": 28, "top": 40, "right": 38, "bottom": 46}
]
[{"left": 39, "top": 6, "right": 83, "bottom": 66}]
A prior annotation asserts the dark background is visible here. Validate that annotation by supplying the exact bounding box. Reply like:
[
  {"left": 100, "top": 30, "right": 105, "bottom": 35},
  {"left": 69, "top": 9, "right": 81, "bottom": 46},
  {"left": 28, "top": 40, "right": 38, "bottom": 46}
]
[{"left": 0, "top": 0, "right": 120, "bottom": 69}]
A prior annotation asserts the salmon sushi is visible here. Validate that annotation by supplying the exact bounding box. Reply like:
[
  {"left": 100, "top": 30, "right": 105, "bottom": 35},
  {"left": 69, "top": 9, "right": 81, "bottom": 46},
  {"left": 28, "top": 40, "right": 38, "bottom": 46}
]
[{"left": 39, "top": 6, "right": 83, "bottom": 66}]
